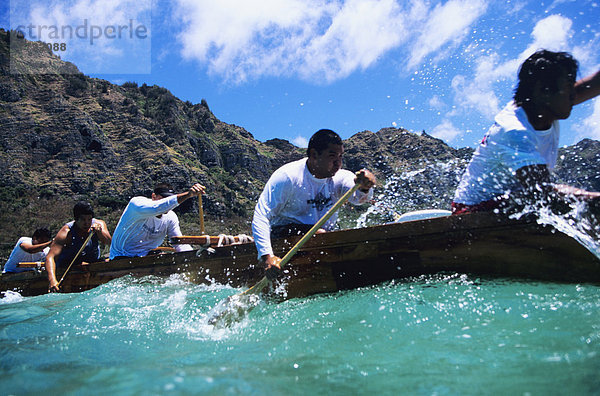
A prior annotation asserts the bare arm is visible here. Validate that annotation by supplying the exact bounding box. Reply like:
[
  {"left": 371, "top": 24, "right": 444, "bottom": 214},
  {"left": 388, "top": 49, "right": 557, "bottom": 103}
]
[
  {"left": 176, "top": 183, "right": 205, "bottom": 204},
  {"left": 574, "top": 70, "right": 600, "bottom": 105},
  {"left": 19, "top": 239, "right": 52, "bottom": 254},
  {"left": 45, "top": 226, "right": 69, "bottom": 292},
  {"left": 553, "top": 184, "right": 600, "bottom": 199},
  {"left": 516, "top": 164, "right": 600, "bottom": 201}
]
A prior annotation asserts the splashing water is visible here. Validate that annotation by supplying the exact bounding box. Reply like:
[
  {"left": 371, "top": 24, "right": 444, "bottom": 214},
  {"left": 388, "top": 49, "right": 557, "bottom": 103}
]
[
  {"left": 206, "top": 275, "right": 293, "bottom": 328},
  {"left": 0, "top": 290, "right": 25, "bottom": 304},
  {"left": 352, "top": 156, "right": 599, "bottom": 261},
  {"left": 511, "top": 199, "right": 600, "bottom": 259},
  {"left": 354, "top": 159, "right": 466, "bottom": 228},
  {"left": 206, "top": 291, "right": 263, "bottom": 329}
]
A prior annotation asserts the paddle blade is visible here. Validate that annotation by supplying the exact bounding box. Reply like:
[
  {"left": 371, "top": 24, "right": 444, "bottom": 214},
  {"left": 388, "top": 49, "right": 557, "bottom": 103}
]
[
  {"left": 206, "top": 290, "right": 262, "bottom": 328},
  {"left": 206, "top": 277, "right": 271, "bottom": 328}
]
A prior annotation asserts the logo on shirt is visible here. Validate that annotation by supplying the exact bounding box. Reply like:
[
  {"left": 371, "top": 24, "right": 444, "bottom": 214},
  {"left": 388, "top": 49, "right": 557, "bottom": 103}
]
[{"left": 307, "top": 192, "right": 332, "bottom": 211}]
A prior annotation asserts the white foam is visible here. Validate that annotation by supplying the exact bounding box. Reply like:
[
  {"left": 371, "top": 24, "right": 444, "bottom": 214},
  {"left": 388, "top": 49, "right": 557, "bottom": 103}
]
[{"left": 0, "top": 290, "right": 25, "bottom": 304}]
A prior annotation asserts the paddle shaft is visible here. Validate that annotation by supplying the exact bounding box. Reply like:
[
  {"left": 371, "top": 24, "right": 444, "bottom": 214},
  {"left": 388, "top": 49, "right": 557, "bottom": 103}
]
[
  {"left": 243, "top": 182, "right": 361, "bottom": 295},
  {"left": 199, "top": 194, "right": 206, "bottom": 235},
  {"left": 57, "top": 229, "right": 95, "bottom": 287}
]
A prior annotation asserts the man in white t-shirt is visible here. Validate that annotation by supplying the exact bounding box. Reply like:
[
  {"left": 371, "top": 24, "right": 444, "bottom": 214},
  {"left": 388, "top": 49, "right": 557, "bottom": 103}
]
[
  {"left": 3, "top": 228, "right": 52, "bottom": 273},
  {"left": 452, "top": 50, "right": 600, "bottom": 214},
  {"left": 252, "top": 129, "right": 376, "bottom": 277},
  {"left": 109, "top": 183, "right": 205, "bottom": 259}
]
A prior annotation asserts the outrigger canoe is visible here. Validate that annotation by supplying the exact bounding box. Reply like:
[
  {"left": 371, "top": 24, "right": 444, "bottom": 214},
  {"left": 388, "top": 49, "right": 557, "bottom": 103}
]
[{"left": 1, "top": 212, "right": 599, "bottom": 298}]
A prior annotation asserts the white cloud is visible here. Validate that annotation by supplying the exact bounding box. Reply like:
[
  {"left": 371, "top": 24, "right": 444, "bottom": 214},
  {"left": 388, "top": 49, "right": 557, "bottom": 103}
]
[
  {"left": 175, "top": 0, "right": 325, "bottom": 82},
  {"left": 449, "top": 55, "right": 507, "bottom": 119},
  {"left": 293, "top": 135, "right": 309, "bottom": 147},
  {"left": 431, "top": 119, "right": 462, "bottom": 143},
  {"left": 521, "top": 14, "right": 572, "bottom": 56},
  {"left": 300, "top": 0, "right": 408, "bottom": 82},
  {"left": 406, "top": 0, "right": 488, "bottom": 70},
  {"left": 173, "top": 0, "right": 487, "bottom": 84},
  {"left": 428, "top": 95, "right": 446, "bottom": 111}
]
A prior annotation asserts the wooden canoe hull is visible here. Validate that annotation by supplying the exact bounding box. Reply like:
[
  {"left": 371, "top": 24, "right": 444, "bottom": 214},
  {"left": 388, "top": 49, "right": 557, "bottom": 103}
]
[{"left": 1, "top": 212, "right": 599, "bottom": 298}]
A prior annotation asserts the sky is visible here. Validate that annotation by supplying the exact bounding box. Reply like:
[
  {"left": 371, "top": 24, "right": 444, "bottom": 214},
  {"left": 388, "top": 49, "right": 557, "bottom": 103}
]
[{"left": 2, "top": 0, "right": 599, "bottom": 149}]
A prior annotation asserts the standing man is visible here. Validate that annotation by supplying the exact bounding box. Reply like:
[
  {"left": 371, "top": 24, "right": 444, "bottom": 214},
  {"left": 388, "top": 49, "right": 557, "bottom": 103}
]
[
  {"left": 46, "top": 202, "right": 112, "bottom": 292},
  {"left": 3, "top": 228, "right": 52, "bottom": 273},
  {"left": 452, "top": 50, "right": 600, "bottom": 214},
  {"left": 252, "top": 129, "right": 376, "bottom": 276},
  {"left": 109, "top": 183, "right": 205, "bottom": 260}
]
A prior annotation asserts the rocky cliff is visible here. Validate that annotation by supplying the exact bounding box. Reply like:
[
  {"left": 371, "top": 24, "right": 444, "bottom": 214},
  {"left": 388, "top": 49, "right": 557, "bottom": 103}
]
[{"left": 0, "top": 29, "right": 309, "bottom": 247}]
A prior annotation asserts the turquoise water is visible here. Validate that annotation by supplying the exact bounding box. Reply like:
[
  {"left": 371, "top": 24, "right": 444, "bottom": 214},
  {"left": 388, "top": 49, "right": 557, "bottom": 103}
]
[{"left": 1, "top": 273, "right": 599, "bottom": 395}]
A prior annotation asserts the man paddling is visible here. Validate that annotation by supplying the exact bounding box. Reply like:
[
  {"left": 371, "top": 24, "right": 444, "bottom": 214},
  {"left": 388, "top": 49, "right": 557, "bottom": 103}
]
[
  {"left": 452, "top": 50, "right": 600, "bottom": 214},
  {"left": 252, "top": 129, "right": 376, "bottom": 277},
  {"left": 3, "top": 228, "right": 52, "bottom": 273},
  {"left": 109, "top": 183, "right": 205, "bottom": 260},
  {"left": 46, "top": 202, "right": 112, "bottom": 292}
]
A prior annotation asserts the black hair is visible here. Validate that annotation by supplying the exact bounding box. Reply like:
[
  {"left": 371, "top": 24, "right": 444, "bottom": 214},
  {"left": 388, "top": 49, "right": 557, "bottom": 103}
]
[
  {"left": 73, "top": 201, "right": 94, "bottom": 220},
  {"left": 514, "top": 49, "right": 579, "bottom": 107},
  {"left": 32, "top": 227, "right": 51, "bottom": 241},
  {"left": 307, "top": 129, "right": 343, "bottom": 156},
  {"left": 153, "top": 183, "right": 175, "bottom": 197}
]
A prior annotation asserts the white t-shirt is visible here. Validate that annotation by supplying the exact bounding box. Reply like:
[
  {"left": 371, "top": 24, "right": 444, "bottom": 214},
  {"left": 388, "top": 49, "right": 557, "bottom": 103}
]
[
  {"left": 3, "top": 237, "right": 49, "bottom": 273},
  {"left": 252, "top": 158, "right": 372, "bottom": 258},
  {"left": 453, "top": 102, "right": 560, "bottom": 205},
  {"left": 109, "top": 195, "right": 192, "bottom": 259}
]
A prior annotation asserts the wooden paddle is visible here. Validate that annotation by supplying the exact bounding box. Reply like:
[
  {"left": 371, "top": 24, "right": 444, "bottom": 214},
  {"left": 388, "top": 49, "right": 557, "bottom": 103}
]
[
  {"left": 207, "top": 182, "right": 360, "bottom": 326},
  {"left": 57, "top": 229, "right": 95, "bottom": 288},
  {"left": 199, "top": 194, "right": 206, "bottom": 235},
  {"left": 17, "top": 261, "right": 44, "bottom": 268},
  {"left": 171, "top": 235, "right": 251, "bottom": 245}
]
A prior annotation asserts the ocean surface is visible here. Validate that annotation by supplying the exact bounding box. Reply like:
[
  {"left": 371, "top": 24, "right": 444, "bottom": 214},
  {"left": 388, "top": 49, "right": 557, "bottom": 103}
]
[{"left": 1, "top": 272, "right": 599, "bottom": 395}]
